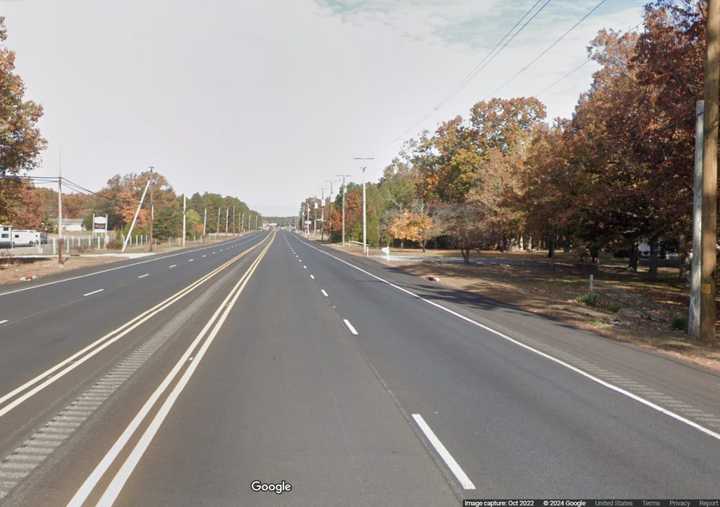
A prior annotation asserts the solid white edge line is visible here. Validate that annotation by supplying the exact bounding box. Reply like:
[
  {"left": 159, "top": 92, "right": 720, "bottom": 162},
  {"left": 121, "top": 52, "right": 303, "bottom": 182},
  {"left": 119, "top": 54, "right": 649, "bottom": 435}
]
[
  {"left": 343, "top": 319, "right": 358, "bottom": 336},
  {"left": 412, "top": 413, "right": 475, "bottom": 490},
  {"left": 0, "top": 235, "right": 256, "bottom": 298},
  {"left": 82, "top": 289, "right": 104, "bottom": 297},
  {"left": 294, "top": 236, "right": 720, "bottom": 443},
  {"left": 0, "top": 319, "right": 7, "bottom": 324},
  {"left": 321, "top": 289, "right": 328, "bottom": 297}
]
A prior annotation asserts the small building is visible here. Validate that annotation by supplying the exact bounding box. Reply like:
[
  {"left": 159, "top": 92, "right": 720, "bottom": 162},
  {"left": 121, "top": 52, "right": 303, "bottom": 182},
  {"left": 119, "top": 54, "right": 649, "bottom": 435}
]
[{"left": 63, "top": 218, "right": 84, "bottom": 232}]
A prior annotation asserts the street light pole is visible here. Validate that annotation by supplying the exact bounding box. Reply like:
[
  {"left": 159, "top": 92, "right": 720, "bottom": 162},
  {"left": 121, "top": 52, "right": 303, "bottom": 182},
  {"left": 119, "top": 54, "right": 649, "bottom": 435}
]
[
  {"left": 354, "top": 157, "right": 374, "bottom": 256},
  {"left": 337, "top": 174, "right": 351, "bottom": 246}
]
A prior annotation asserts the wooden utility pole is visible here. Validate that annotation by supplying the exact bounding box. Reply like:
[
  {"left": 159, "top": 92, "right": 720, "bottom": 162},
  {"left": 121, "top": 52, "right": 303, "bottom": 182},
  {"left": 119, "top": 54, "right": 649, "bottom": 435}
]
[
  {"left": 203, "top": 208, "right": 207, "bottom": 238},
  {"left": 182, "top": 194, "right": 187, "bottom": 247},
  {"left": 701, "top": 0, "right": 720, "bottom": 343}
]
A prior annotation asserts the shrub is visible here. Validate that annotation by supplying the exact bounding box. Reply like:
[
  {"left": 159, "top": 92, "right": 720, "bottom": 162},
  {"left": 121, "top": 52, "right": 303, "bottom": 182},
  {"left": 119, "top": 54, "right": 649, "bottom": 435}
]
[
  {"left": 577, "top": 293, "right": 600, "bottom": 307},
  {"left": 671, "top": 316, "right": 687, "bottom": 331}
]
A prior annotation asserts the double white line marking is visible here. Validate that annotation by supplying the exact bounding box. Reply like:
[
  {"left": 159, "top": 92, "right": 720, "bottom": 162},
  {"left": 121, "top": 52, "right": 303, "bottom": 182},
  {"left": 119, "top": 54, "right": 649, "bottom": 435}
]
[
  {"left": 0, "top": 237, "right": 268, "bottom": 420},
  {"left": 68, "top": 233, "right": 275, "bottom": 506}
]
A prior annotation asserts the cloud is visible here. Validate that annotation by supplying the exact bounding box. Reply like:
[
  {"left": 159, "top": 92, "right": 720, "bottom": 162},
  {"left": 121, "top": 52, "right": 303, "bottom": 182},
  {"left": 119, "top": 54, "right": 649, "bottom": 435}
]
[{"left": 314, "top": 0, "right": 639, "bottom": 50}]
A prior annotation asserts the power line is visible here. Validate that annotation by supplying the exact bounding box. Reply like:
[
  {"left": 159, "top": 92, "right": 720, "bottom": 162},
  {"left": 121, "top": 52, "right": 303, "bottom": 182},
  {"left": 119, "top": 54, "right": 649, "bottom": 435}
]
[
  {"left": 491, "top": 0, "right": 610, "bottom": 95},
  {"left": 386, "top": 0, "right": 554, "bottom": 146},
  {"left": 435, "top": 0, "right": 552, "bottom": 110},
  {"left": 539, "top": 22, "right": 643, "bottom": 95}
]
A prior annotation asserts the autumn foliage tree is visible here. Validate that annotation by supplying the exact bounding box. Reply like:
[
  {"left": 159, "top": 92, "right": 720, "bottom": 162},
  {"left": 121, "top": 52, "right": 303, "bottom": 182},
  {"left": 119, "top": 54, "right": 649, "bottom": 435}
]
[
  {"left": 298, "top": 0, "right": 709, "bottom": 272},
  {"left": 0, "top": 17, "right": 46, "bottom": 224}
]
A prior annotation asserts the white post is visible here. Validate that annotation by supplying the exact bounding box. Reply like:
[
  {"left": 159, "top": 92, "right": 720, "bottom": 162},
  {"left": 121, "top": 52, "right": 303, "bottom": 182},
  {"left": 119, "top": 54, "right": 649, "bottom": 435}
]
[
  {"left": 57, "top": 174, "right": 63, "bottom": 240},
  {"left": 362, "top": 179, "right": 367, "bottom": 255}
]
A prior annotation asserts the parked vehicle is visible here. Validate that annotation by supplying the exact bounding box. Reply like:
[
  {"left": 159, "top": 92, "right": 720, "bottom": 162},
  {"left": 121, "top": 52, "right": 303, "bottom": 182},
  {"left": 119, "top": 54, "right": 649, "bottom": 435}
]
[{"left": 9, "top": 229, "right": 41, "bottom": 247}]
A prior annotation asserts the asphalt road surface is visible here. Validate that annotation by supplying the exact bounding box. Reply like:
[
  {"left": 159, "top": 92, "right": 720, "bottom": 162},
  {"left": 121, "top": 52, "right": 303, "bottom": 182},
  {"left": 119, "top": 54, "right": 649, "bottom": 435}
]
[{"left": 0, "top": 230, "right": 718, "bottom": 506}]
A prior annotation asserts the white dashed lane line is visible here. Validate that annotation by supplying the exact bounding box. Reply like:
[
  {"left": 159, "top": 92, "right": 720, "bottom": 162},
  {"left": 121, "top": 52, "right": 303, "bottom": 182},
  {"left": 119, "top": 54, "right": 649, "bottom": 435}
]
[
  {"left": 343, "top": 319, "right": 358, "bottom": 336},
  {"left": 310, "top": 274, "right": 315, "bottom": 280},
  {"left": 321, "top": 289, "right": 328, "bottom": 297},
  {"left": 137, "top": 274, "right": 149, "bottom": 279},
  {"left": 188, "top": 259, "right": 194, "bottom": 263},
  {"left": 0, "top": 319, "right": 8, "bottom": 325},
  {"left": 168, "top": 264, "right": 177, "bottom": 269},
  {"left": 82, "top": 289, "right": 104, "bottom": 298},
  {"left": 412, "top": 413, "right": 476, "bottom": 490}
]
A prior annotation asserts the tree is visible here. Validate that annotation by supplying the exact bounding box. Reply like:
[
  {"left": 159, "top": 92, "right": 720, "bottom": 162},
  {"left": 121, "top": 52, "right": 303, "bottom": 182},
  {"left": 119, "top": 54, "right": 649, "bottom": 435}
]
[
  {"left": 185, "top": 208, "right": 202, "bottom": 237},
  {"left": 387, "top": 210, "right": 433, "bottom": 250},
  {"left": 0, "top": 17, "right": 46, "bottom": 224}
]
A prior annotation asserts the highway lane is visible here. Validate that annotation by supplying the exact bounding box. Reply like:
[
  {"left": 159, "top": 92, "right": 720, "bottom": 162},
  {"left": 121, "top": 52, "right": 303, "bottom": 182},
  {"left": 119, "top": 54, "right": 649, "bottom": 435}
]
[
  {"left": 39, "top": 229, "right": 455, "bottom": 507},
  {"left": 282, "top": 232, "right": 720, "bottom": 497},
  {"left": 0, "top": 233, "right": 274, "bottom": 504},
  {"left": 289, "top": 235, "right": 720, "bottom": 425},
  {"left": 0, "top": 233, "right": 263, "bottom": 323},
  {"left": 0, "top": 229, "right": 718, "bottom": 505},
  {"left": 0, "top": 233, "right": 268, "bottom": 457},
  {"left": 0, "top": 233, "right": 266, "bottom": 394}
]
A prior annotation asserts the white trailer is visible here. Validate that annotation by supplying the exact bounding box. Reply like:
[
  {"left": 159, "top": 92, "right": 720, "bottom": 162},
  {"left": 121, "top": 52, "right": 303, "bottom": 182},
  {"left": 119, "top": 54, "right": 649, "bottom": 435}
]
[{"left": 11, "top": 230, "right": 40, "bottom": 247}]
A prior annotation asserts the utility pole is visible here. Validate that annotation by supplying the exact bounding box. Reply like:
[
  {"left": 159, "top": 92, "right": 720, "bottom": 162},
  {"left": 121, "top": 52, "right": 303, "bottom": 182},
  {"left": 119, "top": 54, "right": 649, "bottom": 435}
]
[
  {"left": 182, "top": 194, "right": 187, "bottom": 247},
  {"left": 320, "top": 186, "right": 325, "bottom": 241},
  {"left": 57, "top": 155, "right": 64, "bottom": 263},
  {"left": 225, "top": 207, "right": 229, "bottom": 234},
  {"left": 354, "top": 157, "right": 375, "bottom": 256},
  {"left": 337, "top": 174, "right": 350, "bottom": 246},
  {"left": 231, "top": 206, "right": 235, "bottom": 234},
  {"left": 148, "top": 166, "right": 155, "bottom": 252},
  {"left": 241, "top": 212, "right": 245, "bottom": 232},
  {"left": 216, "top": 208, "right": 221, "bottom": 237},
  {"left": 701, "top": 0, "right": 720, "bottom": 343},
  {"left": 203, "top": 208, "right": 207, "bottom": 238},
  {"left": 122, "top": 179, "right": 151, "bottom": 253},
  {"left": 325, "top": 179, "right": 334, "bottom": 242}
]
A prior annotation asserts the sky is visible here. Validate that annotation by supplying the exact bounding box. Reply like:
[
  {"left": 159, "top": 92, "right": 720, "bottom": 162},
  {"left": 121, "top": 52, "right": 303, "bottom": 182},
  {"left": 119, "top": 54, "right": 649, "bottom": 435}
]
[{"left": 2, "top": 0, "right": 643, "bottom": 216}]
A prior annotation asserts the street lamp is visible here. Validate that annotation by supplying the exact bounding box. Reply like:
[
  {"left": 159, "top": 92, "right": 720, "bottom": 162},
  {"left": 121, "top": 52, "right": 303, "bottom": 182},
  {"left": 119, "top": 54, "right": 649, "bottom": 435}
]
[
  {"left": 337, "top": 174, "right": 351, "bottom": 246},
  {"left": 353, "top": 157, "right": 374, "bottom": 256}
]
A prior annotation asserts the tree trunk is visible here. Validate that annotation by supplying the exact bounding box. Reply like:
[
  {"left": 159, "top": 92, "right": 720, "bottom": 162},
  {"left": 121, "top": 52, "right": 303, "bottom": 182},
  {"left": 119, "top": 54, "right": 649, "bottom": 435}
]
[
  {"left": 461, "top": 242, "right": 470, "bottom": 264},
  {"left": 649, "top": 240, "right": 658, "bottom": 277},
  {"left": 547, "top": 235, "right": 555, "bottom": 258},
  {"left": 628, "top": 243, "right": 639, "bottom": 272}
]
